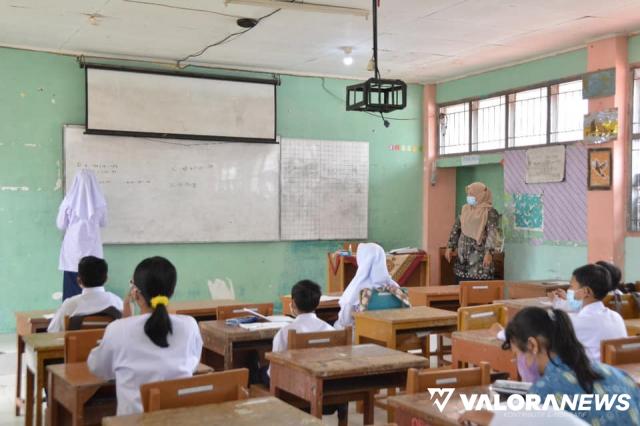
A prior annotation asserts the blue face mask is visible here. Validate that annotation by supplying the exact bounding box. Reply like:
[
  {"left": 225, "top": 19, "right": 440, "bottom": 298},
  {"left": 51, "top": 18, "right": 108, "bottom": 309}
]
[
  {"left": 467, "top": 196, "right": 477, "bottom": 206},
  {"left": 566, "top": 289, "right": 583, "bottom": 311}
]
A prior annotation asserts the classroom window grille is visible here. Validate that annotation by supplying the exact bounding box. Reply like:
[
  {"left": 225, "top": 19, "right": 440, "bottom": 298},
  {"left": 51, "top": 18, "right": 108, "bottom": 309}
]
[
  {"left": 630, "top": 69, "right": 640, "bottom": 231},
  {"left": 438, "top": 78, "right": 586, "bottom": 156},
  {"left": 508, "top": 87, "right": 548, "bottom": 148},
  {"left": 550, "top": 80, "right": 588, "bottom": 143},
  {"left": 439, "top": 102, "right": 470, "bottom": 155},
  {"left": 472, "top": 95, "right": 506, "bottom": 152}
]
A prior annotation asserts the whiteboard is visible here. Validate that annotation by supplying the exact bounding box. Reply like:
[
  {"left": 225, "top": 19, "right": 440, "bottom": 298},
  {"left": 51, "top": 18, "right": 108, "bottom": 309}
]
[
  {"left": 86, "top": 67, "right": 276, "bottom": 141},
  {"left": 63, "top": 126, "right": 280, "bottom": 244},
  {"left": 280, "top": 138, "right": 369, "bottom": 240},
  {"left": 525, "top": 145, "right": 566, "bottom": 184}
]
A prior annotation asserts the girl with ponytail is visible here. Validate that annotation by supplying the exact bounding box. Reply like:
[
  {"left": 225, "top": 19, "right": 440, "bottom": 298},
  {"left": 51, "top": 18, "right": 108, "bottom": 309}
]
[
  {"left": 503, "top": 307, "right": 639, "bottom": 425},
  {"left": 88, "top": 257, "right": 203, "bottom": 415}
]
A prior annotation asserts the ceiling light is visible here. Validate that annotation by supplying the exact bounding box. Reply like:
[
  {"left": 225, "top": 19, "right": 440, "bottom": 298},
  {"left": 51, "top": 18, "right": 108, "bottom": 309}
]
[
  {"left": 224, "top": 0, "right": 369, "bottom": 18},
  {"left": 342, "top": 47, "right": 354, "bottom": 66}
]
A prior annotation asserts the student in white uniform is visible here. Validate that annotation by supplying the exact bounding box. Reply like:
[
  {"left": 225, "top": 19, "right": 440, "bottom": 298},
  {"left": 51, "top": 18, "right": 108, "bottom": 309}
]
[
  {"left": 334, "top": 243, "right": 400, "bottom": 329},
  {"left": 270, "top": 280, "right": 334, "bottom": 360},
  {"left": 268, "top": 280, "right": 346, "bottom": 421},
  {"left": 87, "top": 256, "right": 202, "bottom": 415},
  {"left": 57, "top": 169, "right": 107, "bottom": 300},
  {"left": 551, "top": 264, "right": 627, "bottom": 361},
  {"left": 47, "top": 256, "right": 122, "bottom": 332}
]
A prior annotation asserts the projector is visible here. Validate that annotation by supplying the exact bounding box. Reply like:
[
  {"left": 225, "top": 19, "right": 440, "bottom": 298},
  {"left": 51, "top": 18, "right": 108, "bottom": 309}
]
[{"left": 346, "top": 78, "right": 407, "bottom": 113}]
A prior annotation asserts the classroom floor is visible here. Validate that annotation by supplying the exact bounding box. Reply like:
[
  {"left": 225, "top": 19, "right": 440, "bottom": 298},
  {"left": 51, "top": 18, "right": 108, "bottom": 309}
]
[{"left": 0, "top": 333, "right": 397, "bottom": 425}]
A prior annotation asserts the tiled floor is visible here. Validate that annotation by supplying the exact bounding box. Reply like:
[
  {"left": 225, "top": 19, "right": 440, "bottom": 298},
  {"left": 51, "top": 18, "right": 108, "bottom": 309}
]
[{"left": 0, "top": 333, "right": 443, "bottom": 425}]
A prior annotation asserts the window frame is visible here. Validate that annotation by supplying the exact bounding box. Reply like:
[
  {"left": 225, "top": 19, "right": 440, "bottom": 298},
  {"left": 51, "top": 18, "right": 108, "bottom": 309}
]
[
  {"left": 628, "top": 67, "right": 640, "bottom": 233},
  {"left": 437, "top": 74, "right": 586, "bottom": 157}
]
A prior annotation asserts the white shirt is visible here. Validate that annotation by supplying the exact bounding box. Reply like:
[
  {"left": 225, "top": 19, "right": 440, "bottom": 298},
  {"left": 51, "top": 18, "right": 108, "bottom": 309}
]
[
  {"left": 57, "top": 207, "right": 106, "bottom": 271},
  {"left": 87, "top": 313, "right": 203, "bottom": 415},
  {"left": 47, "top": 286, "right": 123, "bottom": 332},
  {"left": 569, "top": 301, "right": 627, "bottom": 361},
  {"left": 269, "top": 312, "right": 333, "bottom": 375}
]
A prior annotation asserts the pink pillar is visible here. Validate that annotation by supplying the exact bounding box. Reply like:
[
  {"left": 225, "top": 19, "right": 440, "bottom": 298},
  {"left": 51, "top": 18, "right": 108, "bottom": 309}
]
[
  {"left": 586, "top": 37, "right": 629, "bottom": 270},
  {"left": 423, "top": 84, "right": 456, "bottom": 286}
]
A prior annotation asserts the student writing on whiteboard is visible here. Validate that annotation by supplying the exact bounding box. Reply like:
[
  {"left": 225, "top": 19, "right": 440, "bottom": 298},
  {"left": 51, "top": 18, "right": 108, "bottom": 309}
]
[
  {"left": 445, "top": 182, "right": 502, "bottom": 283},
  {"left": 56, "top": 169, "right": 107, "bottom": 300}
]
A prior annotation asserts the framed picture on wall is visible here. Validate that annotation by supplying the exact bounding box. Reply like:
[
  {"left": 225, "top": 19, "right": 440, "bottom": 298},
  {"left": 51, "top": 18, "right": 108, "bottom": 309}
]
[{"left": 588, "top": 148, "right": 612, "bottom": 190}]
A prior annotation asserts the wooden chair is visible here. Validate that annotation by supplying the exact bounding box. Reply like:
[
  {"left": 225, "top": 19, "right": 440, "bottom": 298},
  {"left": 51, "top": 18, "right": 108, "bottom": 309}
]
[
  {"left": 601, "top": 336, "right": 640, "bottom": 365},
  {"left": 342, "top": 241, "right": 361, "bottom": 253},
  {"left": 140, "top": 368, "right": 249, "bottom": 412},
  {"left": 216, "top": 303, "right": 274, "bottom": 320},
  {"left": 288, "top": 327, "right": 352, "bottom": 349},
  {"left": 458, "top": 304, "right": 508, "bottom": 331},
  {"left": 64, "top": 328, "right": 105, "bottom": 363},
  {"left": 64, "top": 306, "right": 121, "bottom": 330},
  {"left": 459, "top": 280, "right": 505, "bottom": 307},
  {"left": 602, "top": 294, "right": 640, "bottom": 319},
  {"left": 406, "top": 362, "right": 491, "bottom": 394}
]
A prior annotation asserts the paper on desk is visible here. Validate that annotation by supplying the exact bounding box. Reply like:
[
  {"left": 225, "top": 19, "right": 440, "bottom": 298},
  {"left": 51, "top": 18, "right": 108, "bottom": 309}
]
[
  {"left": 241, "top": 308, "right": 293, "bottom": 323},
  {"left": 388, "top": 247, "right": 421, "bottom": 254},
  {"left": 239, "top": 322, "right": 289, "bottom": 331},
  {"left": 319, "top": 295, "right": 341, "bottom": 302},
  {"left": 43, "top": 314, "right": 55, "bottom": 320}
]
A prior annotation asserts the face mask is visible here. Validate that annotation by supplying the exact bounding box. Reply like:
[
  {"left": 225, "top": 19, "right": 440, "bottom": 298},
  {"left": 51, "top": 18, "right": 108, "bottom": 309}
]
[
  {"left": 566, "top": 289, "right": 583, "bottom": 311},
  {"left": 516, "top": 352, "right": 541, "bottom": 383},
  {"left": 467, "top": 196, "right": 477, "bottom": 206}
]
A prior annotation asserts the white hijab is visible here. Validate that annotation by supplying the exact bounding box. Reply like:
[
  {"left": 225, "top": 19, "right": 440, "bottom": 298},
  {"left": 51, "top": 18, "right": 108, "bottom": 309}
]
[
  {"left": 339, "top": 243, "right": 399, "bottom": 308},
  {"left": 61, "top": 169, "right": 107, "bottom": 222}
]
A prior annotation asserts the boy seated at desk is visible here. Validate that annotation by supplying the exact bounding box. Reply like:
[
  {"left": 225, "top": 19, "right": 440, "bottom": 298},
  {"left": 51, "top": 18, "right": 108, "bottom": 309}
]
[
  {"left": 47, "top": 256, "right": 123, "bottom": 332},
  {"left": 266, "top": 280, "right": 347, "bottom": 421}
]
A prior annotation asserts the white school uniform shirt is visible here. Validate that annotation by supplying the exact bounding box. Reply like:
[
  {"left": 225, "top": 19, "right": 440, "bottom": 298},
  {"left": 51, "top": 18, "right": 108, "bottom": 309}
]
[
  {"left": 47, "top": 286, "right": 123, "bottom": 332},
  {"left": 87, "top": 313, "right": 203, "bottom": 415},
  {"left": 57, "top": 170, "right": 107, "bottom": 272},
  {"left": 568, "top": 301, "right": 627, "bottom": 361},
  {"left": 269, "top": 312, "right": 334, "bottom": 375}
]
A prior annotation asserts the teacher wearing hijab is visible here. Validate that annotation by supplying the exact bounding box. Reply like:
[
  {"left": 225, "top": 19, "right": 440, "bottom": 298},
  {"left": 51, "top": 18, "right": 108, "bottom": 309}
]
[
  {"left": 56, "top": 170, "right": 108, "bottom": 300},
  {"left": 445, "top": 182, "right": 501, "bottom": 284}
]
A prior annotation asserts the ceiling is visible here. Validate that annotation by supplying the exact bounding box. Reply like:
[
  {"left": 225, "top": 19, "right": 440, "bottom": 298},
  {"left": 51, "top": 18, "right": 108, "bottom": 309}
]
[{"left": 2, "top": 0, "right": 640, "bottom": 83}]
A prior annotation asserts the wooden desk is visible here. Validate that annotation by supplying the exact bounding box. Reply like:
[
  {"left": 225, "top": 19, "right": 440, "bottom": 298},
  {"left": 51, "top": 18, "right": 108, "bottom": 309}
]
[
  {"left": 47, "top": 362, "right": 115, "bottom": 426},
  {"left": 14, "top": 310, "right": 53, "bottom": 416},
  {"left": 168, "top": 299, "right": 237, "bottom": 322},
  {"left": 281, "top": 293, "right": 341, "bottom": 324},
  {"left": 267, "top": 344, "right": 428, "bottom": 425},
  {"left": 617, "top": 363, "right": 640, "bottom": 385},
  {"left": 353, "top": 306, "right": 457, "bottom": 350},
  {"left": 327, "top": 252, "right": 429, "bottom": 293},
  {"left": 493, "top": 297, "right": 553, "bottom": 321},
  {"left": 23, "top": 332, "right": 64, "bottom": 426},
  {"left": 505, "top": 280, "right": 569, "bottom": 299},
  {"left": 199, "top": 320, "right": 280, "bottom": 370},
  {"left": 389, "top": 385, "right": 494, "bottom": 426},
  {"left": 407, "top": 286, "right": 460, "bottom": 311},
  {"left": 625, "top": 318, "right": 640, "bottom": 336},
  {"left": 102, "top": 396, "right": 325, "bottom": 426},
  {"left": 451, "top": 329, "right": 517, "bottom": 379}
]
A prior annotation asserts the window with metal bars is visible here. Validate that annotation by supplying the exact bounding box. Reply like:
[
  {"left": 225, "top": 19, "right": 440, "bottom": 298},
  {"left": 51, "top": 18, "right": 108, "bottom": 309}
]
[
  {"left": 438, "top": 79, "right": 587, "bottom": 156},
  {"left": 630, "top": 69, "right": 640, "bottom": 231}
]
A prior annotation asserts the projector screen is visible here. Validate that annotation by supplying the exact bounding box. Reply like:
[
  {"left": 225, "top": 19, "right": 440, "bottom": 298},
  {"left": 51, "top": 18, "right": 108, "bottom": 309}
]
[{"left": 86, "top": 66, "right": 277, "bottom": 142}]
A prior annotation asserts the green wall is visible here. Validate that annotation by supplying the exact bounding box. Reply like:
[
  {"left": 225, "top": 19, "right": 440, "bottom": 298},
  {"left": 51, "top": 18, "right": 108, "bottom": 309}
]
[
  {"left": 0, "top": 47, "right": 423, "bottom": 332},
  {"left": 437, "top": 49, "right": 587, "bottom": 104}
]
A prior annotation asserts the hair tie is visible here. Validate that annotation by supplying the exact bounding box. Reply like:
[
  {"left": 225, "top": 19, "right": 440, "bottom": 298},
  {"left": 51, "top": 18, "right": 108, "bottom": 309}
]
[{"left": 150, "top": 295, "right": 169, "bottom": 309}]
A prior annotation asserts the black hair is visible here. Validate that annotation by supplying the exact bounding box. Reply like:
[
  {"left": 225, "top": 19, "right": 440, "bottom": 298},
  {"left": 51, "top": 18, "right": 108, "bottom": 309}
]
[
  {"left": 77, "top": 256, "right": 108, "bottom": 288},
  {"left": 502, "top": 307, "right": 601, "bottom": 393},
  {"left": 291, "top": 280, "right": 322, "bottom": 313},
  {"left": 595, "top": 261, "right": 621, "bottom": 293},
  {"left": 573, "top": 264, "right": 612, "bottom": 300},
  {"left": 133, "top": 256, "right": 176, "bottom": 348}
]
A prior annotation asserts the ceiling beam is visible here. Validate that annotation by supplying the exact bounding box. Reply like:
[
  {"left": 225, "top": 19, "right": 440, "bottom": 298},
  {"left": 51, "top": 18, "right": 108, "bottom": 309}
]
[{"left": 224, "top": 0, "right": 369, "bottom": 19}]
